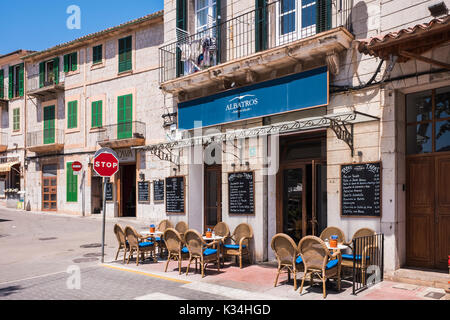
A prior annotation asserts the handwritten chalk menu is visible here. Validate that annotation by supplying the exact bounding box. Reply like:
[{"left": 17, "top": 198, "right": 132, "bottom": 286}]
[
  {"left": 341, "top": 162, "right": 381, "bottom": 217},
  {"left": 138, "top": 181, "right": 150, "bottom": 203},
  {"left": 166, "top": 176, "right": 185, "bottom": 213},
  {"left": 228, "top": 172, "right": 255, "bottom": 214},
  {"left": 153, "top": 180, "right": 164, "bottom": 202},
  {"left": 105, "top": 182, "right": 113, "bottom": 202}
]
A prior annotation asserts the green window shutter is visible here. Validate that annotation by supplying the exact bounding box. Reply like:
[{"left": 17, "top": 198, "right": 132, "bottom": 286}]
[
  {"left": 93, "top": 45, "right": 102, "bottom": 64},
  {"left": 0, "top": 69, "right": 4, "bottom": 99},
  {"left": 64, "top": 54, "right": 69, "bottom": 73},
  {"left": 71, "top": 52, "right": 78, "bottom": 71},
  {"left": 43, "top": 105, "right": 56, "bottom": 144},
  {"left": 66, "top": 162, "right": 78, "bottom": 202},
  {"left": 92, "top": 101, "right": 102, "bottom": 128},
  {"left": 8, "top": 66, "right": 13, "bottom": 99},
  {"left": 316, "top": 0, "right": 332, "bottom": 33},
  {"left": 176, "top": 0, "right": 187, "bottom": 77},
  {"left": 53, "top": 57, "right": 59, "bottom": 84},
  {"left": 13, "top": 108, "right": 20, "bottom": 131},
  {"left": 117, "top": 94, "right": 132, "bottom": 139},
  {"left": 68, "top": 101, "right": 77, "bottom": 129},
  {"left": 39, "top": 62, "right": 45, "bottom": 88},
  {"left": 255, "top": 0, "right": 267, "bottom": 53},
  {"left": 118, "top": 36, "right": 132, "bottom": 73},
  {"left": 18, "top": 63, "right": 24, "bottom": 97}
]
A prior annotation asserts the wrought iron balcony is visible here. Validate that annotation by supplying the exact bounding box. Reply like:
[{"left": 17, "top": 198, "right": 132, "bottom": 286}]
[
  {"left": 27, "top": 74, "right": 64, "bottom": 99},
  {"left": 27, "top": 129, "right": 65, "bottom": 153},
  {"left": 159, "top": 0, "right": 352, "bottom": 87},
  {"left": 96, "top": 121, "right": 146, "bottom": 148}
]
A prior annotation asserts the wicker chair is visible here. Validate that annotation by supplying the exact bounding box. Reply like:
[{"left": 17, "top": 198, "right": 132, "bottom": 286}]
[
  {"left": 222, "top": 223, "right": 253, "bottom": 269},
  {"left": 175, "top": 221, "right": 189, "bottom": 241},
  {"left": 319, "top": 226, "right": 346, "bottom": 244},
  {"left": 163, "top": 228, "right": 190, "bottom": 275},
  {"left": 213, "top": 222, "right": 230, "bottom": 238},
  {"left": 157, "top": 219, "right": 174, "bottom": 255},
  {"left": 298, "top": 236, "right": 342, "bottom": 298},
  {"left": 342, "top": 228, "right": 377, "bottom": 284},
  {"left": 184, "top": 229, "right": 220, "bottom": 278},
  {"left": 113, "top": 224, "right": 129, "bottom": 263},
  {"left": 124, "top": 226, "right": 157, "bottom": 266},
  {"left": 271, "top": 233, "right": 304, "bottom": 290}
]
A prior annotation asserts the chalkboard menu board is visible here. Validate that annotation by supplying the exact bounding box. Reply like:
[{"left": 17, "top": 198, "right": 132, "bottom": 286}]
[
  {"left": 341, "top": 162, "right": 381, "bottom": 217},
  {"left": 228, "top": 172, "right": 255, "bottom": 214},
  {"left": 105, "top": 182, "right": 113, "bottom": 202},
  {"left": 153, "top": 180, "right": 164, "bottom": 202},
  {"left": 138, "top": 181, "right": 150, "bottom": 203},
  {"left": 166, "top": 176, "right": 185, "bottom": 213}
]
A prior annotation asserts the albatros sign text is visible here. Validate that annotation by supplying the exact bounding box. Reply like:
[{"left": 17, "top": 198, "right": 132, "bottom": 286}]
[{"left": 178, "top": 66, "right": 329, "bottom": 130}]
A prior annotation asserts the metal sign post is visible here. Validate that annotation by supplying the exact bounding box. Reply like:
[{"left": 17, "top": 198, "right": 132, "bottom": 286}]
[{"left": 101, "top": 177, "right": 110, "bottom": 263}]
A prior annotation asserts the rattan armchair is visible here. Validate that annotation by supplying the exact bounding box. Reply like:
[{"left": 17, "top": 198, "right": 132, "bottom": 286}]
[
  {"left": 271, "top": 233, "right": 304, "bottom": 290},
  {"left": 124, "top": 226, "right": 157, "bottom": 266},
  {"left": 222, "top": 223, "right": 253, "bottom": 269},
  {"left": 298, "top": 236, "right": 342, "bottom": 298},
  {"left": 319, "top": 226, "right": 346, "bottom": 244},
  {"left": 156, "top": 219, "right": 174, "bottom": 255},
  {"left": 213, "top": 222, "right": 230, "bottom": 238},
  {"left": 342, "top": 228, "right": 378, "bottom": 284},
  {"left": 163, "top": 228, "right": 190, "bottom": 275},
  {"left": 175, "top": 221, "right": 189, "bottom": 241},
  {"left": 113, "top": 224, "right": 129, "bottom": 263},
  {"left": 184, "top": 229, "right": 220, "bottom": 278}
]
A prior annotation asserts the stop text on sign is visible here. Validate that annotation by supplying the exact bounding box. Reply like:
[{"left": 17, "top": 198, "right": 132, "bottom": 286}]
[{"left": 95, "top": 161, "right": 118, "bottom": 169}]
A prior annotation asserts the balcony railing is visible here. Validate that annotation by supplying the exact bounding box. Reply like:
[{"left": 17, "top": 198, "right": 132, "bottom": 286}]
[
  {"left": 160, "top": 0, "right": 352, "bottom": 83},
  {"left": 27, "top": 129, "right": 65, "bottom": 151},
  {"left": 96, "top": 121, "right": 146, "bottom": 148}
]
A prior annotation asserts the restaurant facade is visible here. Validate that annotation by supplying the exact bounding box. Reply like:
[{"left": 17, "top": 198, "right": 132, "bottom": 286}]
[{"left": 1, "top": 0, "right": 448, "bottom": 275}]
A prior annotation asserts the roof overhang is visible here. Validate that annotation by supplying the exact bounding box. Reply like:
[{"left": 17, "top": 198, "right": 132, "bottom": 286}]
[
  {"left": 0, "top": 161, "right": 20, "bottom": 173},
  {"left": 357, "top": 15, "right": 450, "bottom": 64}
]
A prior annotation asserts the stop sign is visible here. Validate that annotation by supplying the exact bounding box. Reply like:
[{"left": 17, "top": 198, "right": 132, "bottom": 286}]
[
  {"left": 72, "top": 161, "right": 83, "bottom": 172},
  {"left": 93, "top": 152, "right": 119, "bottom": 177}
]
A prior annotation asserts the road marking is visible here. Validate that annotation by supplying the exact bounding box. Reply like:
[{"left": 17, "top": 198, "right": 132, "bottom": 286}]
[
  {"left": 135, "top": 292, "right": 186, "bottom": 300},
  {"left": 0, "top": 271, "right": 67, "bottom": 286},
  {"left": 181, "top": 282, "right": 283, "bottom": 300},
  {"left": 101, "top": 264, "right": 191, "bottom": 284}
]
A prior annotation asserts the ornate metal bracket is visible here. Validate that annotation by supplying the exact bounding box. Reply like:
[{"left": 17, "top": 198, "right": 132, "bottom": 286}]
[{"left": 329, "top": 118, "right": 354, "bottom": 156}]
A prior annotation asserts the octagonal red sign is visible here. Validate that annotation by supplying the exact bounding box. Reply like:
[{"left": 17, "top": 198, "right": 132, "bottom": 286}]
[{"left": 93, "top": 152, "right": 119, "bottom": 177}]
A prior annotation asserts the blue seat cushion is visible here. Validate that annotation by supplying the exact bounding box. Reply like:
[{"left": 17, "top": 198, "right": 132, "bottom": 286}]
[
  {"left": 203, "top": 248, "right": 217, "bottom": 256},
  {"left": 342, "top": 254, "right": 369, "bottom": 261},
  {"left": 295, "top": 256, "right": 303, "bottom": 264},
  {"left": 181, "top": 246, "right": 189, "bottom": 254},
  {"left": 155, "top": 237, "right": 162, "bottom": 242},
  {"left": 223, "top": 244, "right": 246, "bottom": 250},
  {"left": 139, "top": 242, "right": 154, "bottom": 248},
  {"left": 326, "top": 259, "right": 339, "bottom": 270}
]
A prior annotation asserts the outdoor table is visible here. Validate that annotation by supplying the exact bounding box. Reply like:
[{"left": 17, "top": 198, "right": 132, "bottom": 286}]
[
  {"left": 325, "top": 242, "right": 349, "bottom": 251},
  {"left": 140, "top": 230, "right": 164, "bottom": 238}
]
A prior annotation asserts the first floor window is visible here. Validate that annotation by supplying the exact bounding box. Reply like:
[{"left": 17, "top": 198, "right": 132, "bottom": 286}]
[
  {"left": 91, "top": 100, "right": 103, "bottom": 128},
  {"left": 67, "top": 101, "right": 78, "bottom": 129},
  {"left": 13, "top": 108, "right": 20, "bottom": 131},
  {"left": 64, "top": 52, "right": 78, "bottom": 72}
]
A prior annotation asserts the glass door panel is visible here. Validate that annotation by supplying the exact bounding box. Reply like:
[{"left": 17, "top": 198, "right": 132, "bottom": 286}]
[{"left": 282, "top": 167, "right": 303, "bottom": 242}]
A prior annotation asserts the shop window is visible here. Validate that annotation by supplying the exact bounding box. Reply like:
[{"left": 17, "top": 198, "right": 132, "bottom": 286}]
[{"left": 406, "top": 86, "right": 450, "bottom": 154}]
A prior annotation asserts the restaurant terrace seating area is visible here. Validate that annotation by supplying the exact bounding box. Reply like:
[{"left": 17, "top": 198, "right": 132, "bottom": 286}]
[{"left": 113, "top": 222, "right": 384, "bottom": 297}]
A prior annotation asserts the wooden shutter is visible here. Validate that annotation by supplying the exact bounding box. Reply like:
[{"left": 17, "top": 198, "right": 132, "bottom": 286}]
[
  {"left": 43, "top": 105, "right": 56, "bottom": 144},
  {"left": 93, "top": 45, "right": 102, "bottom": 64},
  {"left": 68, "top": 101, "right": 77, "bottom": 129},
  {"left": 8, "top": 66, "right": 13, "bottom": 99},
  {"left": 0, "top": 69, "right": 4, "bottom": 99},
  {"left": 39, "top": 62, "right": 45, "bottom": 88},
  {"left": 176, "top": 0, "right": 187, "bottom": 77},
  {"left": 66, "top": 162, "right": 78, "bottom": 202},
  {"left": 255, "top": 0, "right": 267, "bottom": 53},
  {"left": 13, "top": 108, "right": 20, "bottom": 131},
  {"left": 117, "top": 94, "right": 132, "bottom": 139},
  {"left": 18, "top": 63, "right": 24, "bottom": 97},
  {"left": 119, "top": 36, "right": 132, "bottom": 73},
  {"left": 92, "top": 100, "right": 102, "bottom": 128},
  {"left": 71, "top": 52, "right": 78, "bottom": 71},
  {"left": 316, "top": 0, "right": 332, "bottom": 33},
  {"left": 53, "top": 57, "right": 59, "bottom": 84},
  {"left": 64, "top": 54, "right": 69, "bottom": 73}
]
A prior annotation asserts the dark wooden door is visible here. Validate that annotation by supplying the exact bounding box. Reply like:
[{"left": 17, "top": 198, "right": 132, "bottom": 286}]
[
  {"left": 406, "top": 153, "right": 450, "bottom": 269},
  {"left": 204, "top": 165, "right": 222, "bottom": 232}
]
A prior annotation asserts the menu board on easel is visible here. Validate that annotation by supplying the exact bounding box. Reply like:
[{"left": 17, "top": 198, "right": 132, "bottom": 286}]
[
  {"left": 341, "top": 162, "right": 381, "bottom": 217},
  {"left": 165, "top": 176, "right": 185, "bottom": 214},
  {"left": 228, "top": 172, "right": 255, "bottom": 215},
  {"left": 153, "top": 180, "right": 164, "bottom": 202}
]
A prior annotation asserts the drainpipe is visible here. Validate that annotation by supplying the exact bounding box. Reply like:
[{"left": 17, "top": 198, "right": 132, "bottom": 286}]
[{"left": 23, "top": 60, "right": 27, "bottom": 210}]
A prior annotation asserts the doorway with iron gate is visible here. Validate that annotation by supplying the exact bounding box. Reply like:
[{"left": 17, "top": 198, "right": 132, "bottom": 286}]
[{"left": 276, "top": 132, "right": 327, "bottom": 243}]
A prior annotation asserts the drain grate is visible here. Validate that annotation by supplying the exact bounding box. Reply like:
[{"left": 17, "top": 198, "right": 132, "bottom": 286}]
[
  {"left": 39, "top": 237, "right": 58, "bottom": 241},
  {"left": 424, "top": 291, "right": 445, "bottom": 299},
  {"left": 80, "top": 243, "right": 105, "bottom": 248},
  {"left": 73, "top": 257, "right": 98, "bottom": 263}
]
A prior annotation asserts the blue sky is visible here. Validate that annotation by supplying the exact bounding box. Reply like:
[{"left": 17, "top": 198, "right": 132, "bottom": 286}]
[{"left": 0, "top": 1, "right": 164, "bottom": 55}]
